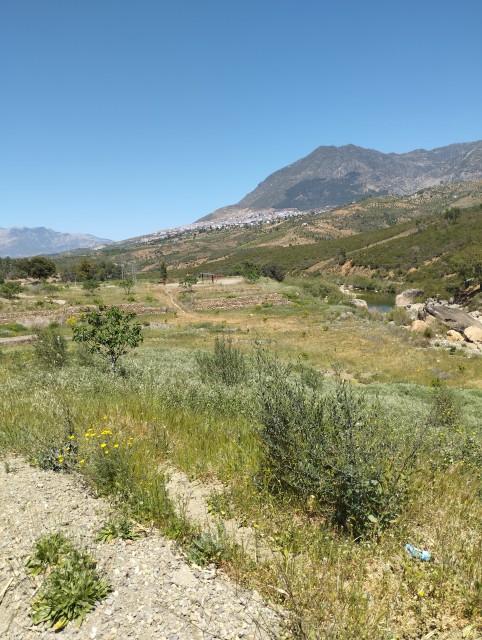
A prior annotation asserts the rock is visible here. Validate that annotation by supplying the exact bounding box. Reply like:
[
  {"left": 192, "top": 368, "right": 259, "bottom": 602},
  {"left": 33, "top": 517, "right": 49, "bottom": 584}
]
[
  {"left": 411, "top": 320, "right": 428, "bottom": 332},
  {"left": 425, "top": 305, "right": 482, "bottom": 332},
  {"left": 396, "top": 289, "right": 424, "bottom": 307},
  {"left": 352, "top": 298, "right": 368, "bottom": 309},
  {"left": 171, "top": 566, "right": 198, "bottom": 588},
  {"left": 464, "top": 326, "right": 482, "bottom": 343},
  {"left": 424, "top": 313, "right": 437, "bottom": 326},
  {"left": 446, "top": 330, "right": 464, "bottom": 342}
]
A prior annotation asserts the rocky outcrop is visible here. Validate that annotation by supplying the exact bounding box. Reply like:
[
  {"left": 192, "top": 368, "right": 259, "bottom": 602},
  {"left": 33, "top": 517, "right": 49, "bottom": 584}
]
[
  {"left": 396, "top": 289, "right": 424, "bottom": 307},
  {"left": 464, "top": 326, "right": 482, "bottom": 343},
  {"left": 410, "top": 320, "right": 429, "bottom": 332},
  {"left": 424, "top": 305, "right": 482, "bottom": 332},
  {"left": 446, "top": 330, "right": 464, "bottom": 342},
  {"left": 352, "top": 298, "right": 368, "bottom": 309}
]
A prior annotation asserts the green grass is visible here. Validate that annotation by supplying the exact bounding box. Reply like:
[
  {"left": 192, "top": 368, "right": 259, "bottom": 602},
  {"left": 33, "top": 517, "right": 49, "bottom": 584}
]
[
  {"left": 0, "top": 337, "right": 481, "bottom": 638},
  {"left": 1, "top": 276, "right": 481, "bottom": 639}
]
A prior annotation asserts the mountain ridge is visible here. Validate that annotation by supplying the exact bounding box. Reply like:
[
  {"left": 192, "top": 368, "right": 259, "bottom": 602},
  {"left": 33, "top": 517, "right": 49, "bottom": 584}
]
[
  {"left": 199, "top": 140, "right": 482, "bottom": 222},
  {"left": 0, "top": 226, "right": 113, "bottom": 258}
]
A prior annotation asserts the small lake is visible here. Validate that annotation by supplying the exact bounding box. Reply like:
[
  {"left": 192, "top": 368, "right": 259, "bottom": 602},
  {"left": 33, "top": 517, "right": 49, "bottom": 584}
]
[{"left": 354, "top": 291, "right": 396, "bottom": 313}]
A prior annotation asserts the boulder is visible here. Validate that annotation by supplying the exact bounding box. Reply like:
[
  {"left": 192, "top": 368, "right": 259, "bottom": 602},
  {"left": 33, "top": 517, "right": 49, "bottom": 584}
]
[
  {"left": 446, "top": 330, "right": 464, "bottom": 342},
  {"left": 411, "top": 320, "right": 428, "bottom": 332},
  {"left": 406, "top": 303, "right": 424, "bottom": 320},
  {"left": 464, "top": 326, "right": 482, "bottom": 343},
  {"left": 352, "top": 298, "right": 368, "bottom": 309},
  {"left": 396, "top": 289, "right": 424, "bottom": 307},
  {"left": 425, "top": 305, "right": 482, "bottom": 332}
]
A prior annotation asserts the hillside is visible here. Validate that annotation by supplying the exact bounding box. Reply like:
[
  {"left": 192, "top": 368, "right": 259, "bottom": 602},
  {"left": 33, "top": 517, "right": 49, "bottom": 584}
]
[
  {"left": 0, "top": 226, "right": 112, "bottom": 258},
  {"left": 41, "top": 180, "right": 482, "bottom": 301},
  {"left": 200, "top": 141, "right": 482, "bottom": 222}
]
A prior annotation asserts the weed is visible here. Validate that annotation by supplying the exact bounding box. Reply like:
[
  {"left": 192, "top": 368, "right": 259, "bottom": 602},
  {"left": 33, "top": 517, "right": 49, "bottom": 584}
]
[
  {"left": 26, "top": 533, "right": 75, "bottom": 575},
  {"left": 35, "top": 325, "right": 68, "bottom": 368},
  {"left": 97, "top": 516, "right": 140, "bottom": 542},
  {"left": 31, "top": 547, "right": 111, "bottom": 630},
  {"left": 207, "top": 491, "right": 233, "bottom": 519},
  {"left": 187, "top": 528, "right": 230, "bottom": 566}
]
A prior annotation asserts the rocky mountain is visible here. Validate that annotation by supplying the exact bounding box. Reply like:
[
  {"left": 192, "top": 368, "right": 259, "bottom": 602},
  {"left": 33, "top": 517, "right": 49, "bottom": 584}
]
[
  {"left": 200, "top": 141, "right": 482, "bottom": 222},
  {"left": 0, "top": 227, "right": 112, "bottom": 258}
]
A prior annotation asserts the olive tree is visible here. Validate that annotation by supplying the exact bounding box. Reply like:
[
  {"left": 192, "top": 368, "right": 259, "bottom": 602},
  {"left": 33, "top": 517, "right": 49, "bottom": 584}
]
[{"left": 71, "top": 306, "right": 142, "bottom": 374}]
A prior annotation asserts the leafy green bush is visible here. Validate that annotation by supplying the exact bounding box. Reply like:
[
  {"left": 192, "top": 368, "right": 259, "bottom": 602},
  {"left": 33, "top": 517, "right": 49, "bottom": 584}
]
[
  {"left": 255, "top": 352, "right": 427, "bottom": 537},
  {"left": 0, "top": 281, "right": 22, "bottom": 299},
  {"left": 35, "top": 325, "right": 68, "bottom": 368},
  {"left": 297, "top": 276, "right": 346, "bottom": 304},
  {"left": 261, "top": 263, "right": 286, "bottom": 282},
  {"left": 386, "top": 306, "right": 411, "bottom": 326},
  {"left": 195, "top": 336, "right": 248, "bottom": 386}
]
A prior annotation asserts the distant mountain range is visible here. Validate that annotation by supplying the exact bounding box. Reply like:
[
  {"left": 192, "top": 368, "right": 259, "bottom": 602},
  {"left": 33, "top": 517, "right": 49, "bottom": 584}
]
[
  {"left": 200, "top": 140, "right": 482, "bottom": 222},
  {"left": 0, "top": 227, "right": 112, "bottom": 258}
]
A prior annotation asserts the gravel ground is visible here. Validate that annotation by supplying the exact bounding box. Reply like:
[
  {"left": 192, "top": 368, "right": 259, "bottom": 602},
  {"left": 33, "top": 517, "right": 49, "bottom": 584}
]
[{"left": 0, "top": 458, "right": 284, "bottom": 640}]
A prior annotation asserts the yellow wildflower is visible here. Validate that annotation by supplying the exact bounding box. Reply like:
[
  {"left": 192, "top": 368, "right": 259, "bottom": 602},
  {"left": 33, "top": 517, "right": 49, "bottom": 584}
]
[{"left": 100, "top": 443, "right": 107, "bottom": 448}]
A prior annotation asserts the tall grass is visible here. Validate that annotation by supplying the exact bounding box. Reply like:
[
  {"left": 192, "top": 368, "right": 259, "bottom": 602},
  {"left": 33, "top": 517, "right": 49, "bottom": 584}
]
[{"left": 0, "top": 342, "right": 481, "bottom": 639}]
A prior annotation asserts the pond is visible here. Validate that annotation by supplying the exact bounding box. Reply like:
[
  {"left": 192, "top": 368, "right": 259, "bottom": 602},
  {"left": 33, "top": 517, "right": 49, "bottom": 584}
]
[{"left": 355, "top": 291, "right": 396, "bottom": 313}]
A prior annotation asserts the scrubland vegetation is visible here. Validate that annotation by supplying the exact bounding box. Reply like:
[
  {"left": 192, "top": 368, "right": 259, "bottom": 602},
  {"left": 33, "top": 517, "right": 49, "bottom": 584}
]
[{"left": 1, "top": 272, "right": 481, "bottom": 639}]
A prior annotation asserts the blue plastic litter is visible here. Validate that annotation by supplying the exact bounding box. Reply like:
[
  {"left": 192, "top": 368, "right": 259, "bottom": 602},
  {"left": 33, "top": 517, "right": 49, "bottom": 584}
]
[{"left": 405, "top": 543, "right": 430, "bottom": 561}]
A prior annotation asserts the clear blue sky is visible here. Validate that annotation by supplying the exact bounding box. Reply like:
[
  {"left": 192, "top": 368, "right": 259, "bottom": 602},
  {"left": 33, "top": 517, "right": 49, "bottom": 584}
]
[{"left": 1, "top": 0, "right": 481, "bottom": 240}]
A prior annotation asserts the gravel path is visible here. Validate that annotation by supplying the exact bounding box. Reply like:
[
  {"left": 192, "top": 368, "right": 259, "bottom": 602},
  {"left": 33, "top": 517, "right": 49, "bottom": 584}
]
[{"left": 0, "top": 458, "right": 284, "bottom": 640}]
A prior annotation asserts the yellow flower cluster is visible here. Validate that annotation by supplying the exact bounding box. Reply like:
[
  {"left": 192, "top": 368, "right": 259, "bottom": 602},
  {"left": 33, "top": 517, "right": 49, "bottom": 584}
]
[{"left": 80, "top": 421, "right": 134, "bottom": 460}]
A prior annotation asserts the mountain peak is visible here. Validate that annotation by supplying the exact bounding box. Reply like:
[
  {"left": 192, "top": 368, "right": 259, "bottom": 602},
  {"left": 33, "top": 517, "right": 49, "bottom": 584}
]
[
  {"left": 0, "top": 227, "right": 113, "bottom": 258},
  {"left": 199, "top": 140, "right": 482, "bottom": 222}
]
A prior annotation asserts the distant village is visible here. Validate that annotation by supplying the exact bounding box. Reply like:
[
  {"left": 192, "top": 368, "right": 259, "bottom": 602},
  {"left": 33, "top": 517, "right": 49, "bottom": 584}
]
[{"left": 133, "top": 206, "right": 334, "bottom": 246}]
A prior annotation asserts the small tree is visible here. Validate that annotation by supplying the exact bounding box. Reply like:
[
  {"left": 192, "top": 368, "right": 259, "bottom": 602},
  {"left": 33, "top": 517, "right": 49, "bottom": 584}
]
[
  {"left": 451, "top": 247, "right": 482, "bottom": 288},
  {"left": 82, "top": 280, "right": 100, "bottom": 295},
  {"left": 180, "top": 274, "right": 198, "bottom": 290},
  {"left": 120, "top": 276, "right": 135, "bottom": 296},
  {"left": 241, "top": 261, "right": 260, "bottom": 283},
  {"left": 75, "top": 258, "right": 95, "bottom": 282},
  {"left": 261, "top": 263, "right": 285, "bottom": 282},
  {"left": 71, "top": 306, "right": 143, "bottom": 374},
  {"left": 159, "top": 260, "right": 168, "bottom": 284},
  {"left": 29, "top": 256, "right": 57, "bottom": 280}
]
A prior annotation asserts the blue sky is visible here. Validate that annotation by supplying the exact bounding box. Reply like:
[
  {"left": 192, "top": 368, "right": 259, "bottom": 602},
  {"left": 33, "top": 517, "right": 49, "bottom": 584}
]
[{"left": 1, "top": 0, "right": 481, "bottom": 241}]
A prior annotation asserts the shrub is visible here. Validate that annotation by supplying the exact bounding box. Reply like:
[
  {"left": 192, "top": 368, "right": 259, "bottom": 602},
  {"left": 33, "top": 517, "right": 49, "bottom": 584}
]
[
  {"left": 180, "top": 274, "right": 198, "bottom": 289},
  {"left": 386, "top": 306, "right": 411, "bottom": 326},
  {"left": 82, "top": 280, "right": 100, "bottom": 294},
  {"left": 35, "top": 326, "right": 68, "bottom": 368},
  {"left": 240, "top": 261, "right": 261, "bottom": 283},
  {"left": 41, "top": 282, "right": 60, "bottom": 294},
  {"left": 255, "top": 352, "right": 426, "bottom": 537},
  {"left": 195, "top": 336, "right": 248, "bottom": 386},
  {"left": 261, "top": 263, "right": 286, "bottom": 282},
  {"left": 0, "top": 281, "right": 22, "bottom": 299}
]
